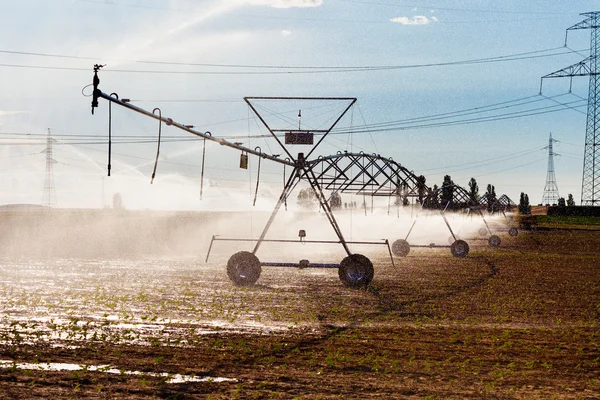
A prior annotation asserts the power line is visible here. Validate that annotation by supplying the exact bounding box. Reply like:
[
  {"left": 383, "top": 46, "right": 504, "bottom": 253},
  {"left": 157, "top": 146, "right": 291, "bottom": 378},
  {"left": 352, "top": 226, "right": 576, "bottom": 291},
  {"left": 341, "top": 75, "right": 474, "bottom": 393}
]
[
  {"left": 419, "top": 146, "right": 545, "bottom": 173},
  {"left": 454, "top": 158, "right": 546, "bottom": 181},
  {"left": 332, "top": 94, "right": 546, "bottom": 132},
  {"left": 336, "top": 0, "right": 579, "bottom": 16},
  {"left": 0, "top": 47, "right": 585, "bottom": 75},
  {"left": 0, "top": 96, "right": 586, "bottom": 146},
  {"left": 332, "top": 99, "right": 587, "bottom": 135}
]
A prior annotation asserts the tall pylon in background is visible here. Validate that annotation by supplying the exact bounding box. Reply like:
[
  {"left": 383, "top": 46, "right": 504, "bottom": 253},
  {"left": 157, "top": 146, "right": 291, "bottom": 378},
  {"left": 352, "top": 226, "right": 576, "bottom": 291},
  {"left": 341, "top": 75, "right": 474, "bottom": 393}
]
[
  {"left": 42, "top": 129, "right": 57, "bottom": 208},
  {"left": 542, "top": 11, "right": 599, "bottom": 205},
  {"left": 542, "top": 133, "right": 560, "bottom": 205}
]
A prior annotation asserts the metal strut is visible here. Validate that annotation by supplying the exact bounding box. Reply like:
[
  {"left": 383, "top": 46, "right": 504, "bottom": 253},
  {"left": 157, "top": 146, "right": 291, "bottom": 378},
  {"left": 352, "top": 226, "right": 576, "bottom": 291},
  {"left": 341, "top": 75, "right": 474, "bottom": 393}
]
[
  {"left": 94, "top": 91, "right": 294, "bottom": 168},
  {"left": 251, "top": 164, "right": 301, "bottom": 254},
  {"left": 250, "top": 153, "right": 352, "bottom": 257}
]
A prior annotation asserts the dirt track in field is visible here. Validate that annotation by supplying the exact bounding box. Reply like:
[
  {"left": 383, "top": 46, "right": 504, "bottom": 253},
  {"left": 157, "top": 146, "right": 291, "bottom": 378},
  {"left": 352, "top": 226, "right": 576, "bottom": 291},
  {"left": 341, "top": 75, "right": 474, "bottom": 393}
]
[{"left": 0, "top": 224, "right": 599, "bottom": 399}]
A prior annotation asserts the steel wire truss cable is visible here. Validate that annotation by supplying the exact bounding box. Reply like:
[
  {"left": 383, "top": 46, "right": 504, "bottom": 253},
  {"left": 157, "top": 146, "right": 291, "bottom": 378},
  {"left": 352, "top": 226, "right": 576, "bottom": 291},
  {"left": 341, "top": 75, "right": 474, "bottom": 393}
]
[{"left": 120, "top": 92, "right": 587, "bottom": 136}]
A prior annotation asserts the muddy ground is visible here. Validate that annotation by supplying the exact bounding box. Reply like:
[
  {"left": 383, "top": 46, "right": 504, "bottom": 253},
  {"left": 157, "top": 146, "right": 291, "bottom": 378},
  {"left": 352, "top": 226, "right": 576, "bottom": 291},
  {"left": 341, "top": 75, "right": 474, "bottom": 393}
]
[{"left": 0, "top": 223, "right": 599, "bottom": 398}]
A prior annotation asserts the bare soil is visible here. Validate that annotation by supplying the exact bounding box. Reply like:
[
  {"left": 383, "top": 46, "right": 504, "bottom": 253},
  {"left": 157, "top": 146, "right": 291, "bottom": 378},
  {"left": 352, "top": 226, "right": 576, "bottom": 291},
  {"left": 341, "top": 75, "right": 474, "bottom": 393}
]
[{"left": 0, "top": 225, "right": 599, "bottom": 399}]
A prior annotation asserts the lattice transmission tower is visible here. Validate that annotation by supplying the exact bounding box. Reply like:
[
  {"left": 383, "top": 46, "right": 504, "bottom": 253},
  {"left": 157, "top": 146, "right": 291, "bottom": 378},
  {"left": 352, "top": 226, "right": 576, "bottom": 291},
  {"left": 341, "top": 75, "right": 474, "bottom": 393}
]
[
  {"left": 541, "top": 11, "right": 599, "bottom": 205},
  {"left": 41, "top": 129, "right": 57, "bottom": 208},
  {"left": 542, "top": 133, "right": 560, "bottom": 205}
]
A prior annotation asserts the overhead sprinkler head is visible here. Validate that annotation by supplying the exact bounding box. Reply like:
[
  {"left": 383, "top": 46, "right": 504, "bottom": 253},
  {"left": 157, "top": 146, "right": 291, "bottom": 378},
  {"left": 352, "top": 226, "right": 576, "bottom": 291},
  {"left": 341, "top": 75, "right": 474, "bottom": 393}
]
[
  {"left": 298, "top": 229, "right": 306, "bottom": 242},
  {"left": 91, "top": 64, "right": 105, "bottom": 115}
]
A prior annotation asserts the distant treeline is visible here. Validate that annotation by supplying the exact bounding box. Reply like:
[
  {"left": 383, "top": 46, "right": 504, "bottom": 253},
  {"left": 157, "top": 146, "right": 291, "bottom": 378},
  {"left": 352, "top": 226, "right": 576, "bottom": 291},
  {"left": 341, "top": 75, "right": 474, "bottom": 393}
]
[{"left": 547, "top": 206, "right": 600, "bottom": 217}]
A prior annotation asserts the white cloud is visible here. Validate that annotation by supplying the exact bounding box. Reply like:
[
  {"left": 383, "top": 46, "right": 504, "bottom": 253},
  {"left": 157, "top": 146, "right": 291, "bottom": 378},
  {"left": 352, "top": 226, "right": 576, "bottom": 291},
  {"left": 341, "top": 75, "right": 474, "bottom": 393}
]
[
  {"left": 0, "top": 110, "right": 27, "bottom": 116},
  {"left": 241, "top": 0, "right": 323, "bottom": 8},
  {"left": 281, "top": 29, "right": 292, "bottom": 36},
  {"left": 390, "top": 15, "right": 437, "bottom": 25}
]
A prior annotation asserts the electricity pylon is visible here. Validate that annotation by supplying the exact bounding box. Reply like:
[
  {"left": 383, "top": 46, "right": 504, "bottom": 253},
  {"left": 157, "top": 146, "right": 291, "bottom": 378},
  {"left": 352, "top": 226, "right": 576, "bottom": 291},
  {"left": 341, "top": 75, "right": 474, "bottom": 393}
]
[
  {"left": 41, "top": 129, "right": 57, "bottom": 208},
  {"left": 541, "top": 11, "right": 599, "bottom": 205},
  {"left": 542, "top": 133, "right": 560, "bottom": 205}
]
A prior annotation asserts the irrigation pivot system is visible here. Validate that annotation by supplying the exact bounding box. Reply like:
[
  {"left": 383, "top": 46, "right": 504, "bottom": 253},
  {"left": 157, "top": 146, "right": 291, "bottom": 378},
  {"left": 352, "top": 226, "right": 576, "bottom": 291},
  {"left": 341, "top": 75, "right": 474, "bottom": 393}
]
[
  {"left": 388, "top": 184, "right": 513, "bottom": 259},
  {"left": 89, "top": 66, "right": 417, "bottom": 288},
  {"left": 88, "top": 66, "right": 517, "bottom": 288}
]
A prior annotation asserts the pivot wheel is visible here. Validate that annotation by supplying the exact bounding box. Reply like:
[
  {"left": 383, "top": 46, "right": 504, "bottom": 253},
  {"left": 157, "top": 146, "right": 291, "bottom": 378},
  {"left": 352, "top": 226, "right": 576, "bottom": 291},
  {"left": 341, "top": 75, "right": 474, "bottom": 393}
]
[
  {"left": 338, "top": 254, "right": 374, "bottom": 289},
  {"left": 488, "top": 235, "right": 501, "bottom": 247},
  {"left": 508, "top": 227, "right": 518, "bottom": 237},
  {"left": 227, "top": 251, "right": 261, "bottom": 286},
  {"left": 450, "top": 240, "right": 470, "bottom": 258},
  {"left": 391, "top": 239, "right": 410, "bottom": 257}
]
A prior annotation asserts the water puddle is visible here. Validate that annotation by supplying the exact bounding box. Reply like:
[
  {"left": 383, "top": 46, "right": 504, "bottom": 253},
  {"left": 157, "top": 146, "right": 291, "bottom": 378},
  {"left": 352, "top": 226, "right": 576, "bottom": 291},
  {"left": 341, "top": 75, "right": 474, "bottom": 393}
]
[{"left": 0, "top": 360, "right": 236, "bottom": 384}]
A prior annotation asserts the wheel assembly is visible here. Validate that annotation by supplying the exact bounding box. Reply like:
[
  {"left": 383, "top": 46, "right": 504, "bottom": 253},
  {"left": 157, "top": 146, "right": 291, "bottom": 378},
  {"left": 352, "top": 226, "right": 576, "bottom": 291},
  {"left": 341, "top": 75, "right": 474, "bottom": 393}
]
[
  {"left": 478, "top": 227, "right": 488, "bottom": 236},
  {"left": 338, "top": 254, "right": 374, "bottom": 289},
  {"left": 450, "top": 240, "right": 469, "bottom": 258},
  {"left": 508, "top": 227, "right": 518, "bottom": 237},
  {"left": 391, "top": 239, "right": 410, "bottom": 257},
  {"left": 488, "top": 235, "right": 501, "bottom": 247},
  {"left": 226, "top": 251, "right": 261, "bottom": 286}
]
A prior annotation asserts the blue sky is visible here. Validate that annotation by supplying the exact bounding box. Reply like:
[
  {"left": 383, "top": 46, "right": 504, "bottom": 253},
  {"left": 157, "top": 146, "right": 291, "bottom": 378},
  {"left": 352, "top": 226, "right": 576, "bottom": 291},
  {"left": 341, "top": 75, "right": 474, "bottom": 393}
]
[{"left": 0, "top": 0, "right": 597, "bottom": 209}]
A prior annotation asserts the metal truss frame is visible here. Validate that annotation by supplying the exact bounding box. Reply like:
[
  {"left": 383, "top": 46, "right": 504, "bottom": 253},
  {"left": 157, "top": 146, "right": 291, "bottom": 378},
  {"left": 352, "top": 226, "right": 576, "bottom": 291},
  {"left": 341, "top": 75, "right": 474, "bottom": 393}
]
[{"left": 90, "top": 70, "right": 395, "bottom": 287}]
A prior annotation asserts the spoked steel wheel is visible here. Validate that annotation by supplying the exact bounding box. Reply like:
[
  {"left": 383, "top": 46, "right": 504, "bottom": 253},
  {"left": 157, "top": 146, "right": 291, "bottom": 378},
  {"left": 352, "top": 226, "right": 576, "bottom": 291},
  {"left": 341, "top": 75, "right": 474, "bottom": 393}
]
[
  {"left": 226, "top": 251, "right": 261, "bottom": 286},
  {"left": 391, "top": 239, "right": 410, "bottom": 257},
  {"left": 450, "top": 240, "right": 470, "bottom": 258},
  {"left": 488, "top": 235, "right": 501, "bottom": 247},
  {"left": 338, "top": 254, "right": 374, "bottom": 289}
]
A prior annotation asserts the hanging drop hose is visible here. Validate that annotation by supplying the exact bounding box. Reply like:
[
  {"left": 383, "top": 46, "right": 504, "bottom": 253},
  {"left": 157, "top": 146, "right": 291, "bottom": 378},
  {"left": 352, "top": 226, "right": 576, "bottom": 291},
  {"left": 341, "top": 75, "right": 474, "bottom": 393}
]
[
  {"left": 107, "top": 93, "right": 120, "bottom": 177},
  {"left": 253, "top": 146, "right": 262, "bottom": 206},
  {"left": 388, "top": 179, "right": 392, "bottom": 216},
  {"left": 283, "top": 157, "right": 290, "bottom": 210},
  {"left": 199, "top": 132, "right": 210, "bottom": 200},
  {"left": 151, "top": 108, "right": 162, "bottom": 184},
  {"left": 362, "top": 158, "right": 367, "bottom": 216}
]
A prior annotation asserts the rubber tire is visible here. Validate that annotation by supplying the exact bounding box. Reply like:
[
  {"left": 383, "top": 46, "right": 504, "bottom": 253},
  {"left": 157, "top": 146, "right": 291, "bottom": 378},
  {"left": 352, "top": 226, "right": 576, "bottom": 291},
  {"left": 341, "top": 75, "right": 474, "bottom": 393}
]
[
  {"left": 338, "top": 254, "right": 374, "bottom": 289},
  {"left": 450, "top": 240, "right": 470, "bottom": 258},
  {"left": 391, "top": 239, "right": 410, "bottom": 257},
  {"left": 478, "top": 227, "right": 488, "bottom": 236},
  {"left": 488, "top": 235, "right": 501, "bottom": 247},
  {"left": 508, "top": 227, "right": 518, "bottom": 237},
  {"left": 226, "top": 251, "right": 261, "bottom": 286}
]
